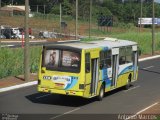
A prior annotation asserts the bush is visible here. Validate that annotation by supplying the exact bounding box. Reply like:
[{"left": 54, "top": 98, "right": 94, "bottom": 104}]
[
  {"left": 114, "top": 22, "right": 135, "bottom": 29},
  {"left": 0, "top": 47, "right": 42, "bottom": 79}
]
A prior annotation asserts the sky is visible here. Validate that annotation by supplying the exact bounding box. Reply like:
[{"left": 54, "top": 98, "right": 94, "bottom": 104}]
[{"left": 155, "top": 0, "right": 160, "bottom": 3}]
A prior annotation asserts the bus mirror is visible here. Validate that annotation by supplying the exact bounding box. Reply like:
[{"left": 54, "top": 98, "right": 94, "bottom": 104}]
[
  {"left": 41, "top": 67, "right": 46, "bottom": 73},
  {"left": 138, "top": 49, "right": 141, "bottom": 56}
]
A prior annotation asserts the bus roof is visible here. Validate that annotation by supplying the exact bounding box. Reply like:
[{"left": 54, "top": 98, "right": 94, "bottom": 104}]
[{"left": 45, "top": 38, "right": 137, "bottom": 50}]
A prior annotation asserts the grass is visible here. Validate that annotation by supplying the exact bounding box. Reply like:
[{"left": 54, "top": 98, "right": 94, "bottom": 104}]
[
  {"left": 0, "top": 47, "right": 42, "bottom": 79},
  {"left": 84, "top": 26, "right": 160, "bottom": 55},
  {"left": 0, "top": 15, "right": 160, "bottom": 79},
  {"left": 110, "top": 32, "right": 160, "bottom": 54}
]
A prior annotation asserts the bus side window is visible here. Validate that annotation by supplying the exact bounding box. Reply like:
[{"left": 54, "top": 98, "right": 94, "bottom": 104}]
[
  {"left": 119, "top": 47, "right": 126, "bottom": 65},
  {"left": 100, "top": 50, "right": 111, "bottom": 69},
  {"left": 125, "top": 47, "right": 132, "bottom": 63},
  {"left": 105, "top": 50, "right": 111, "bottom": 68},
  {"left": 119, "top": 46, "right": 132, "bottom": 65},
  {"left": 100, "top": 51, "right": 104, "bottom": 69},
  {"left": 85, "top": 53, "right": 90, "bottom": 73}
]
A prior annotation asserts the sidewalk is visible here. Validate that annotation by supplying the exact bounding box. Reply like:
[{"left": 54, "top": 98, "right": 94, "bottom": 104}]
[{"left": 142, "top": 102, "right": 160, "bottom": 114}]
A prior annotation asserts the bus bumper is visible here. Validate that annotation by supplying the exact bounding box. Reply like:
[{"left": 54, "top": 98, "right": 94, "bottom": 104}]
[{"left": 38, "top": 86, "right": 84, "bottom": 97}]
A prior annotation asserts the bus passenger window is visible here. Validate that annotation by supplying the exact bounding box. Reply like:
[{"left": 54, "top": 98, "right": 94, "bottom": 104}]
[
  {"left": 106, "top": 50, "right": 111, "bottom": 68},
  {"left": 100, "top": 50, "right": 111, "bottom": 69},
  {"left": 119, "top": 56, "right": 126, "bottom": 65},
  {"left": 119, "top": 46, "right": 132, "bottom": 65},
  {"left": 45, "top": 50, "right": 59, "bottom": 67},
  {"left": 119, "top": 47, "right": 126, "bottom": 65},
  {"left": 125, "top": 47, "right": 132, "bottom": 63},
  {"left": 100, "top": 51, "right": 105, "bottom": 69},
  {"left": 85, "top": 53, "right": 90, "bottom": 73}
]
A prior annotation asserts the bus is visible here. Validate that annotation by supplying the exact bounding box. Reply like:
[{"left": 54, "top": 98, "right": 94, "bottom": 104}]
[{"left": 38, "top": 38, "right": 138, "bottom": 100}]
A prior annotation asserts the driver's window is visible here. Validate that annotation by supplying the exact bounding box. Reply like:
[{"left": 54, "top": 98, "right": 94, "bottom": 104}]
[{"left": 85, "top": 53, "right": 90, "bottom": 73}]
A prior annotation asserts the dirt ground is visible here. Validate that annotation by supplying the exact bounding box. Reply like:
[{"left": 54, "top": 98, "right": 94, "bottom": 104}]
[{"left": 0, "top": 74, "right": 37, "bottom": 88}]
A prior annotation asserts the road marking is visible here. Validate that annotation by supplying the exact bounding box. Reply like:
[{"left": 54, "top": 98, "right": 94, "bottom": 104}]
[
  {"left": 139, "top": 55, "right": 160, "bottom": 62},
  {"left": 143, "top": 66, "right": 154, "bottom": 70},
  {"left": 125, "top": 102, "right": 159, "bottom": 120},
  {"left": 36, "top": 93, "right": 51, "bottom": 99},
  {"left": 124, "top": 86, "right": 140, "bottom": 92},
  {"left": 0, "top": 81, "right": 37, "bottom": 93},
  {"left": 50, "top": 108, "right": 80, "bottom": 120}
]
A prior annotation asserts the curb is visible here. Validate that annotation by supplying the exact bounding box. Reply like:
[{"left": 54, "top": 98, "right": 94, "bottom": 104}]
[
  {"left": 139, "top": 55, "right": 160, "bottom": 62},
  {"left": 0, "top": 81, "right": 37, "bottom": 93},
  {"left": 0, "top": 55, "right": 160, "bottom": 93}
]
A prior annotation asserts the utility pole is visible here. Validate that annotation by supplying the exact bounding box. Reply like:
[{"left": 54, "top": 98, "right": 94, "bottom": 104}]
[
  {"left": 24, "top": 0, "right": 30, "bottom": 81},
  {"left": 11, "top": 0, "right": 13, "bottom": 16},
  {"left": 89, "top": 0, "right": 92, "bottom": 38},
  {"left": 152, "top": 0, "right": 155, "bottom": 55},
  {"left": 37, "top": 5, "right": 38, "bottom": 13},
  {"left": 44, "top": 4, "right": 45, "bottom": 19},
  {"left": 75, "top": 0, "right": 78, "bottom": 40},
  {"left": 60, "top": 2, "right": 62, "bottom": 35},
  {"left": 0, "top": 0, "right": 1, "bottom": 16},
  {"left": 140, "top": 0, "right": 143, "bottom": 32}
]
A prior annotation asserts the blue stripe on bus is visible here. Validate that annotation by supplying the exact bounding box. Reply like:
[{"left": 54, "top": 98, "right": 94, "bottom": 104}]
[{"left": 65, "top": 77, "right": 78, "bottom": 90}]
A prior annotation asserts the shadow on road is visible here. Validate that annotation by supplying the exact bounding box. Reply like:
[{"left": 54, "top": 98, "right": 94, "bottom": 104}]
[
  {"left": 25, "top": 87, "right": 126, "bottom": 107},
  {"left": 26, "top": 93, "right": 96, "bottom": 107}
]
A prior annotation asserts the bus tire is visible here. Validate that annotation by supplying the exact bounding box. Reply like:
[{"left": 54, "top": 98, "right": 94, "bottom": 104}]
[
  {"left": 97, "top": 84, "right": 104, "bottom": 101},
  {"left": 125, "top": 74, "right": 132, "bottom": 90}
]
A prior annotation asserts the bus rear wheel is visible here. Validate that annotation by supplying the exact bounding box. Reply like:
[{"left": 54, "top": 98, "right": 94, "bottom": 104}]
[
  {"left": 125, "top": 75, "right": 132, "bottom": 90},
  {"left": 97, "top": 84, "right": 104, "bottom": 101}
]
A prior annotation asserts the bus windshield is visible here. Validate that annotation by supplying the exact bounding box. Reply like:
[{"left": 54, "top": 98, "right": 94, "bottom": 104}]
[{"left": 43, "top": 49, "right": 81, "bottom": 73}]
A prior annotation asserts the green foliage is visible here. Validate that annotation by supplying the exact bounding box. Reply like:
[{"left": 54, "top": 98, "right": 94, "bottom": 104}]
[
  {"left": 111, "top": 31, "right": 160, "bottom": 54},
  {"left": 0, "top": 47, "right": 42, "bottom": 79},
  {"left": 50, "top": 5, "right": 60, "bottom": 14},
  {"left": 114, "top": 22, "right": 135, "bottom": 29},
  {"left": 4, "top": 0, "right": 159, "bottom": 23},
  {"left": 62, "top": 0, "right": 73, "bottom": 15}
]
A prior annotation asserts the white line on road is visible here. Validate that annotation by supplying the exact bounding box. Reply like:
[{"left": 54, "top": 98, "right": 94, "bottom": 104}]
[
  {"left": 143, "top": 66, "right": 154, "bottom": 70},
  {"left": 0, "top": 81, "right": 37, "bottom": 93},
  {"left": 50, "top": 108, "right": 80, "bottom": 120},
  {"left": 125, "top": 102, "right": 159, "bottom": 120},
  {"left": 36, "top": 94, "right": 51, "bottom": 99},
  {"left": 124, "top": 86, "right": 140, "bottom": 92},
  {"left": 139, "top": 55, "right": 160, "bottom": 62}
]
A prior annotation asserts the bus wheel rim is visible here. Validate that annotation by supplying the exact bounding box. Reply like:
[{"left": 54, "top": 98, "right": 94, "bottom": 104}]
[{"left": 100, "top": 88, "right": 104, "bottom": 98}]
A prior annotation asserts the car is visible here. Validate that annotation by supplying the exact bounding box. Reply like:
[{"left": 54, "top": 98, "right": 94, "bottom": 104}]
[
  {"left": 0, "top": 34, "right": 6, "bottom": 39},
  {"left": 2, "top": 29, "right": 17, "bottom": 39},
  {"left": 11, "top": 28, "right": 20, "bottom": 35},
  {"left": 39, "top": 31, "right": 57, "bottom": 38},
  {"left": 16, "top": 33, "right": 35, "bottom": 39}
]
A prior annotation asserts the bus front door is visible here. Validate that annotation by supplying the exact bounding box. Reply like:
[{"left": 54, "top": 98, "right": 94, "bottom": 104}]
[
  {"left": 133, "top": 51, "right": 138, "bottom": 80},
  {"left": 90, "top": 58, "right": 99, "bottom": 95},
  {"left": 111, "top": 48, "right": 119, "bottom": 87}
]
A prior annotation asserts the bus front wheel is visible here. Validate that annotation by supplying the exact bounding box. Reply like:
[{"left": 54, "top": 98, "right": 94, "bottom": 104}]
[{"left": 97, "top": 84, "right": 104, "bottom": 101}]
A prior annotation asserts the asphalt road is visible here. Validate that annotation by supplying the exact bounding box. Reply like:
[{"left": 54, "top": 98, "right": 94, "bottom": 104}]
[{"left": 0, "top": 58, "right": 160, "bottom": 120}]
